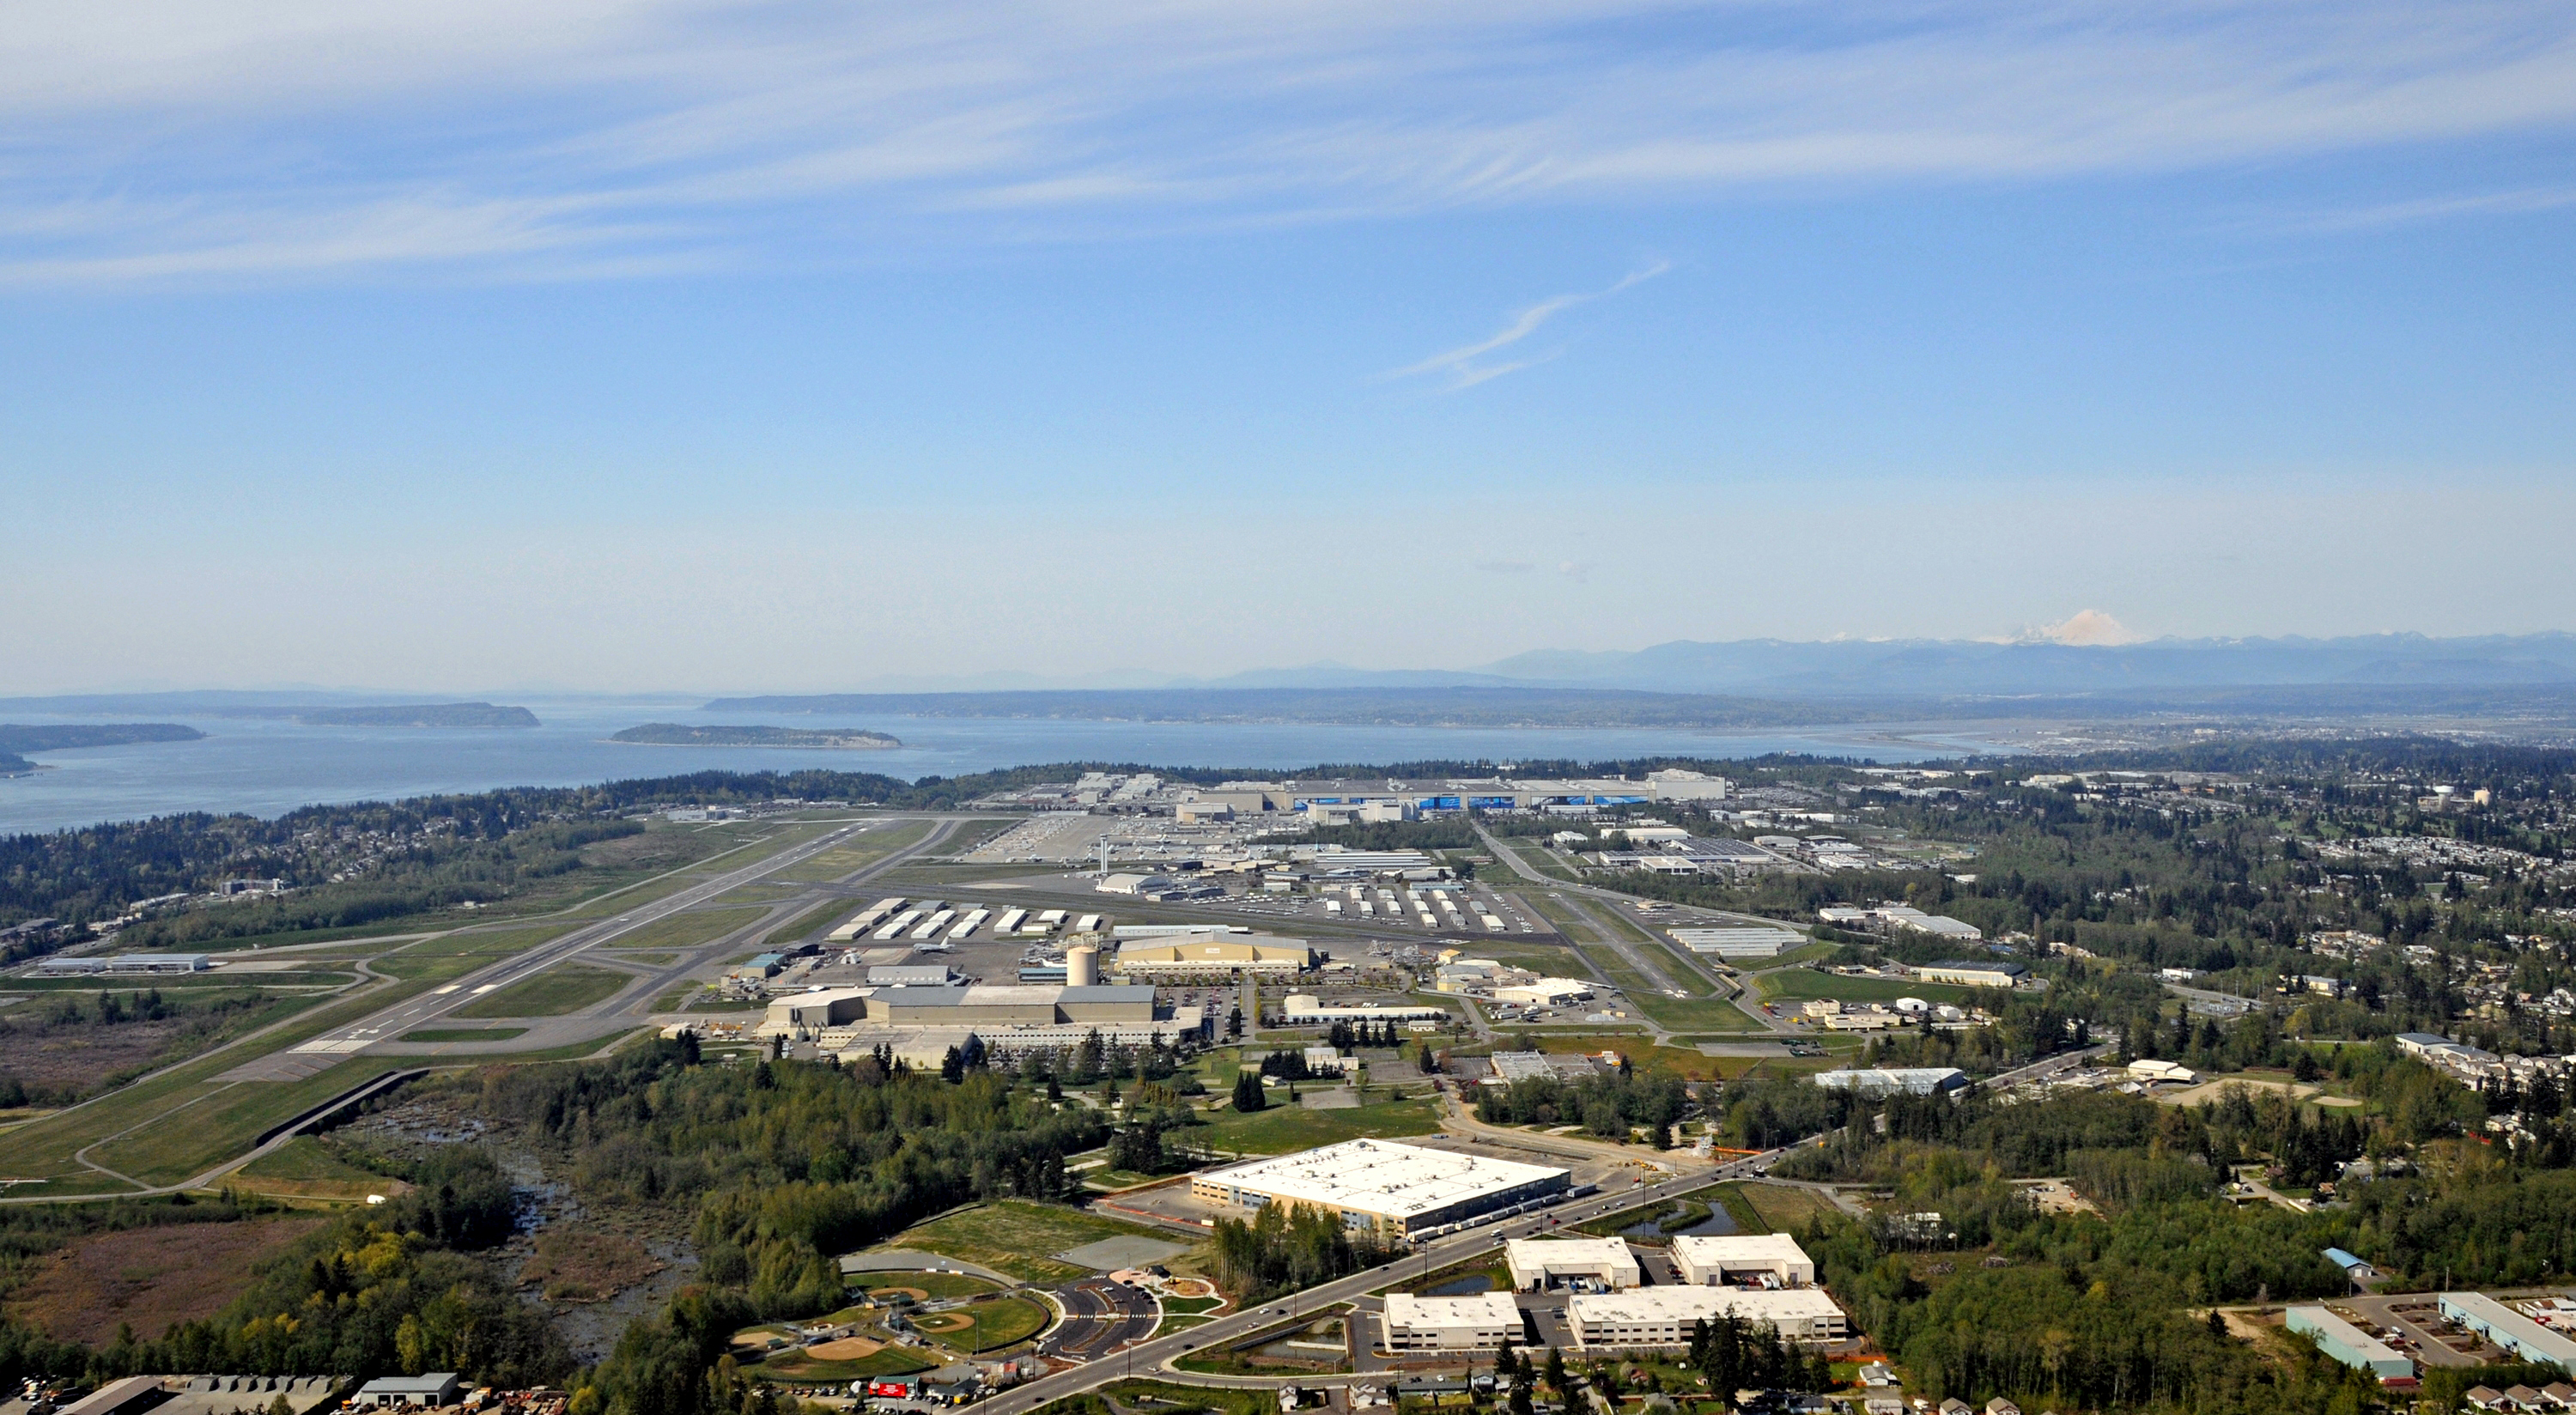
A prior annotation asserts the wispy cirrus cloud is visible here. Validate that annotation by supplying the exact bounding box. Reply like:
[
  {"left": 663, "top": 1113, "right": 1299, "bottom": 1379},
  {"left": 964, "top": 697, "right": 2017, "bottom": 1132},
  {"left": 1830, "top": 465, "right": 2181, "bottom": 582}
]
[
  {"left": 7, "top": 1, "right": 2576, "bottom": 284},
  {"left": 2257, "top": 184, "right": 2576, "bottom": 235},
  {"left": 1389, "top": 262, "right": 1668, "bottom": 390}
]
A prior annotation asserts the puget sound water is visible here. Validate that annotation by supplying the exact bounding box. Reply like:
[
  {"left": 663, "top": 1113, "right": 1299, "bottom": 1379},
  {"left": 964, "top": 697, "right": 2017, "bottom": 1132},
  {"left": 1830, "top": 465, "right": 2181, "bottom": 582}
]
[{"left": 0, "top": 695, "right": 2007, "bottom": 834}]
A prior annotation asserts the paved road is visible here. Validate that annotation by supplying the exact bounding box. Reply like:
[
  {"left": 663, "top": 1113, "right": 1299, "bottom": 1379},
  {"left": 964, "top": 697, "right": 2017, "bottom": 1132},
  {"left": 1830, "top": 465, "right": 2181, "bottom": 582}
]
[
  {"left": 976, "top": 1150, "right": 1790, "bottom": 1414},
  {"left": 1971, "top": 1043, "right": 2113, "bottom": 1094},
  {"left": 1042, "top": 1278, "right": 1160, "bottom": 1363},
  {"left": 1475, "top": 824, "right": 1795, "bottom": 1038}
]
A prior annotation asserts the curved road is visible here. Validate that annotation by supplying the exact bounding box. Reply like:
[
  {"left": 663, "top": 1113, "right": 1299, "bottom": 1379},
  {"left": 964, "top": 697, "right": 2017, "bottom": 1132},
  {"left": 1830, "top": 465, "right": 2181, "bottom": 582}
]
[{"left": 976, "top": 1147, "right": 1793, "bottom": 1415}]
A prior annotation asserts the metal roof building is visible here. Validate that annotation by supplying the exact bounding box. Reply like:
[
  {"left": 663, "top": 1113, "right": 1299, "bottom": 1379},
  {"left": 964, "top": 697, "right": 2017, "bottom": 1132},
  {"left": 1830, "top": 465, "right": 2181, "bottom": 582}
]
[
  {"left": 1281, "top": 993, "right": 1451, "bottom": 1023},
  {"left": 2439, "top": 1292, "right": 2576, "bottom": 1373},
  {"left": 1567, "top": 1287, "right": 1845, "bottom": 1346},
  {"left": 354, "top": 1374, "right": 461, "bottom": 1407},
  {"left": 1113, "top": 936, "right": 1315, "bottom": 978},
  {"left": 1914, "top": 959, "right": 2025, "bottom": 987},
  {"left": 1505, "top": 1237, "right": 1642, "bottom": 1291},
  {"left": 1669, "top": 926, "right": 1804, "bottom": 958},
  {"left": 1671, "top": 1233, "right": 1819, "bottom": 1288},
  {"left": 1382, "top": 1291, "right": 1524, "bottom": 1351},
  {"left": 1811, "top": 1067, "right": 1969, "bottom": 1097},
  {"left": 2285, "top": 1308, "right": 2414, "bottom": 1382},
  {"left": 1190, "top": 1139, "right": 1569, "bottom": 1240}
]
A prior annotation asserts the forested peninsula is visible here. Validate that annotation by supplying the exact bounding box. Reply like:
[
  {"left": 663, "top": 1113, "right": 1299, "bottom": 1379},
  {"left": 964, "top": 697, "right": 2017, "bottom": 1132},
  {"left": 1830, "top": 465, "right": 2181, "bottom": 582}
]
[{"left": 609, "top": 723, "right": 901, "bottom": 749}]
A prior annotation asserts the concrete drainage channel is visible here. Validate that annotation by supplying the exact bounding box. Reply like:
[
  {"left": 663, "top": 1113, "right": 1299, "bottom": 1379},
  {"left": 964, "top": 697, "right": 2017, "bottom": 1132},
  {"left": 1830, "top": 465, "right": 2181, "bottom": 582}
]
[{"left": 249, "top": 1066, "right": 434, "bottom": 1150}]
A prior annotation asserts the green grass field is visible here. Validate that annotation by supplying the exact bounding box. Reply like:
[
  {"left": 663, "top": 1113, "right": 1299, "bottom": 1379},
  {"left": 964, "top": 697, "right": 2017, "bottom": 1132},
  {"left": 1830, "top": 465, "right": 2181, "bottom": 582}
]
[
  {"left": 924, "top": 819, "right": 1012, "bottom": 858},
  {"left": 877, "top": 1199, "right": 1191, "bottom": 1285},
  {"left": 652, "top": 983, "right": 703, "bottom": 1011},
  {"left": 1192, "top": 1096, "right": 1441, "bottom": 1155},
  {"left": 546, "top": 821, "right": 837, "bottom": 922},
  {"left": 762, "top": 899, "right": 860, "bottom": 950},
  {"left": 1720, "top": 1181, "right": 1838, "bottom": 1230},
  {"left": 452, "top": 963, "right": 634, "bottom": 1017},
  {"left": 386, "top": 924, "right": 580, "bottom": 963},
  {"left": 1, "top": 972, "right": 355, "bottom": 992},
  {"left": 96, "top": 1054, "right": 417, "bottom": 1187},
  {"left": 772, "top": 820, "right": 933, "bottom": 884},
  {"left": 913, "top": 1294, "right": 1050, "bottom": 1351},
  {"left": 232, "top": 1135, "right": 402, "bottom": 1198},
  {"left": 1745, "top": 1183, "right": 1838, "bottom": 1228},
  {"left": 235, "top": 1135, "right": 389, "bottom": 1185},
  {"left": 400, "top": 1026, "right": 531, "bottom": 1042},
  {"left": 1462, "top": 942, "right": 1597, "bottom": 976},
  {"left": 480, "top": 1028, "right": 653, "bottom": 1065},
  {"left": 113, "top": 922, "right": 448, "bottom": 955},
  {"left": 1751, "top": 969, "right": 1988, "bottom": 1006},
  {"left": 595, "top": 906, "right": 768, "bottom": 953},
  {"left": 1623, "top": 991, "right": 1777, "bottom": 1033}
]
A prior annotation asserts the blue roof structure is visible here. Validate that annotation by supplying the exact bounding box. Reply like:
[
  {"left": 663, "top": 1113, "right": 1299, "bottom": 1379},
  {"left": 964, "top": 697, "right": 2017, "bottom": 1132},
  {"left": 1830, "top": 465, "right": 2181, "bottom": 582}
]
[{"left": 2324, "top": 1247, "right": 2371, "bottom": 1272}]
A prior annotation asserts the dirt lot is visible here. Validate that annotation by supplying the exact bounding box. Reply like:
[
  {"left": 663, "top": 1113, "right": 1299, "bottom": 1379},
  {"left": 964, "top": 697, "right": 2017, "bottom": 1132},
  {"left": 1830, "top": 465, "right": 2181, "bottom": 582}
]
[
  {"left": 2160, "top": 1077, "right": 2363, "bottom": 1108},
  {"left": 0, "top": 1017, "right": 227, "bottom": 1098},
  {"left": 519, "top": 1231, "right": 668, "bottom": 1303},
  {"left": 4, "top": 1218, "right": 326, "bottom": 1344}
]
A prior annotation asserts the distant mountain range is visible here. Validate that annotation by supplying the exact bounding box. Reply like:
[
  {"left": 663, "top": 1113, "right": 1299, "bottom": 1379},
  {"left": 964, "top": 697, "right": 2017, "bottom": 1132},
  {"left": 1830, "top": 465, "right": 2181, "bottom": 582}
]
[
  {"left": 11, "top": 635, "right": 2576, "bottom": 733},
  {"left": 1460, "top": 632, "right": 2576, "bottom": 695},
  {"left": 707, "top": 634, "right": 2576, "bottom": 730}
]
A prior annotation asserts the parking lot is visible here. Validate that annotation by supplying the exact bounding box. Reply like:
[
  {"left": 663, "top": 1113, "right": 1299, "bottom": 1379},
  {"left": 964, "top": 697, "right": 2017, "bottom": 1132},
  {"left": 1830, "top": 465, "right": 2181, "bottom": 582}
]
[{"left": 2336, "top": 1295, "right": 2507, "bottom": 1367}]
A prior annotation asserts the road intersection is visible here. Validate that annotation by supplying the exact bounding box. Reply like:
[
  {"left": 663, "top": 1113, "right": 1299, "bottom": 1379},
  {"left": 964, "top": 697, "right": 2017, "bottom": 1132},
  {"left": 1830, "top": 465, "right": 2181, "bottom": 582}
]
[{"left": 979, "top": 1147, "right": 1792, "bottom": 1415}]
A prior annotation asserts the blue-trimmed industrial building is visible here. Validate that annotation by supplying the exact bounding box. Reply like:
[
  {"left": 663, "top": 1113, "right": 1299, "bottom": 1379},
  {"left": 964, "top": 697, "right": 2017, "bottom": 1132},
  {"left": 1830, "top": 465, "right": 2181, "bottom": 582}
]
[
  {"left": 2285, "top": 1308, "right": 2414, "bottom": 1383},
  {"left": 2439, "top": 1292, "right": 2576, "bottom": 1373}
]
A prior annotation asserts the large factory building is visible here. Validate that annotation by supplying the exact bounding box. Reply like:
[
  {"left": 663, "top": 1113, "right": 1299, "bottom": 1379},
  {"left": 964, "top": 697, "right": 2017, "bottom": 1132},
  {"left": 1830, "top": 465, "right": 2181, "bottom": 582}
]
[{"left": 1189, "top": 1139, "right": 1569, "bottom": 1240}]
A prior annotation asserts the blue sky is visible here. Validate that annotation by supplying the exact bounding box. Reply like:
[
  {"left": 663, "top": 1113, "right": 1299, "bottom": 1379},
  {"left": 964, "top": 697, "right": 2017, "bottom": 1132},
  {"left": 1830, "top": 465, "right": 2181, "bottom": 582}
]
[{"left": 5, "top": 0, "right": 2575, "bottom": 692}]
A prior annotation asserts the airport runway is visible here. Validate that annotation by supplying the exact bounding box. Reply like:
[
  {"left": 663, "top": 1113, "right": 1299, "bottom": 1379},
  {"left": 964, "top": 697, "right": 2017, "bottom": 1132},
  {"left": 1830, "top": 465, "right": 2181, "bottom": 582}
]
[{"left": 219, "top": 817, "right": 930, "bottom": 1081}]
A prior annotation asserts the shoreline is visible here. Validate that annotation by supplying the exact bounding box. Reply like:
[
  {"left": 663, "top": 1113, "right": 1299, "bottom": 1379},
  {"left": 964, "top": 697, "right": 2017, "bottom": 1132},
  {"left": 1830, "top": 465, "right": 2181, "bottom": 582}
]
[{"left": 596, "top": 738, "right": 902, "bottom": 750}]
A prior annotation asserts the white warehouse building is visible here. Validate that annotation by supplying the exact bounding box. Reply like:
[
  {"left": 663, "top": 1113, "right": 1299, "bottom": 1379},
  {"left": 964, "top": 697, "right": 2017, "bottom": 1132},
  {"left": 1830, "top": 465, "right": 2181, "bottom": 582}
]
[
  {"left": 1505, "top": 1237, "right": 1642, "bottom": 1292},
  {"left": 1280, "top": 994, "right": 1451, "bottom": 1024},
  {"left": 1668, "top": 927, "right": 1805, "bottom": 959},
  {"left": 1568, "top": 1287, "right": 1846, "bottom": 1347},
  {"left": 1382, "top": 1291, "right": 1524, "bottom": 1351},
  {"left": 1672, "top": 1233, "right": 1819, "bottom": 1289},
  {"left": 1189, "top": 1139, "right": 1569, "bottom": 1240}
]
